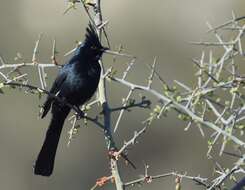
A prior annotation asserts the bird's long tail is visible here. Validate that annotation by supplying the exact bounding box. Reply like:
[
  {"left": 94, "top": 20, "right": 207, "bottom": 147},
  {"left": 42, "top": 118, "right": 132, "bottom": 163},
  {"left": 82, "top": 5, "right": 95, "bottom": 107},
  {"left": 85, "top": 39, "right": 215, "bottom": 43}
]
[{"left": 34, "top": 106, "right": 70, "bottom": 176}]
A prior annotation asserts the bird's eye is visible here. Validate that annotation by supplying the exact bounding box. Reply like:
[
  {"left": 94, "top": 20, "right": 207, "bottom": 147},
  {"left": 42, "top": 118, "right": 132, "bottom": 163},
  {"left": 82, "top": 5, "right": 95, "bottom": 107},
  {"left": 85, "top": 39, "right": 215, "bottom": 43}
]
[{"left": 91, "top": 46, "right": 97, "bottom": 50}]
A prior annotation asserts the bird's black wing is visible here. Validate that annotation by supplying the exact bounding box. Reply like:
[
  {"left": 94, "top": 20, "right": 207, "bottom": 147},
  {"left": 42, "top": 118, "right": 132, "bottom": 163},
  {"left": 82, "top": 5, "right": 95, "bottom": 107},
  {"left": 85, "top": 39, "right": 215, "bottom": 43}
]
[{"left": 41, "top": 72, "right": 67, "bottom": 118}]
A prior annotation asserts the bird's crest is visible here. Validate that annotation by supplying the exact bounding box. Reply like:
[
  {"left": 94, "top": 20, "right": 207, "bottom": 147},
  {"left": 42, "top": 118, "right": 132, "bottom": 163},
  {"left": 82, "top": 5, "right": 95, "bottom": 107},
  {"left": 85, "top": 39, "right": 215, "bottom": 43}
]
[{"left": 84, "top": 23, "right": 102, "bottom": 49}]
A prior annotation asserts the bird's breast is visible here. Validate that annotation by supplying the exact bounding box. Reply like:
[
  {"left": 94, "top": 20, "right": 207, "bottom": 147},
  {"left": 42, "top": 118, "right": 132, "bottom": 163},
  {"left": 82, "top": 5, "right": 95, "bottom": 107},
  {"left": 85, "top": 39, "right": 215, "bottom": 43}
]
[{"left": 61, "top": 63, "right": 101, "bottom": 105}]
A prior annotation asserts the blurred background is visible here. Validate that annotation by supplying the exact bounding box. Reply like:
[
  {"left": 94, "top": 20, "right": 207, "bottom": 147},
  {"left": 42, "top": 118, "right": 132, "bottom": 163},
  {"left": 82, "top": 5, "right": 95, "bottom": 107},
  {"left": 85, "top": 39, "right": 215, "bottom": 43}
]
[{"left": 0, "top": 0, "right": 244, "bottom": 189}]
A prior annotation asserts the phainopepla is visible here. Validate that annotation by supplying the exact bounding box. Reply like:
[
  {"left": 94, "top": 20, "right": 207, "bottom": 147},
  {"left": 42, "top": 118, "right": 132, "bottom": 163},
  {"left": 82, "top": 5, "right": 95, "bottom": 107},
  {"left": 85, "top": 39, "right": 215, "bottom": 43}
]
[{"left": 34, "top": 23, "right": 107, "bottom": 176}]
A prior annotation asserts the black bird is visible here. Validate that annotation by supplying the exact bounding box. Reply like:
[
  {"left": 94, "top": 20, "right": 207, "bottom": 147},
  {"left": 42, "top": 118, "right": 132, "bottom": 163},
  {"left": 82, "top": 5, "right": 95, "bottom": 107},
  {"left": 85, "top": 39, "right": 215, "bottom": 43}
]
[
  {"left": 34, "top": 23, "right": 107, "bottom": 176},
  {"left": 231, "top": 176, "right": 245, "bottom": 190}
]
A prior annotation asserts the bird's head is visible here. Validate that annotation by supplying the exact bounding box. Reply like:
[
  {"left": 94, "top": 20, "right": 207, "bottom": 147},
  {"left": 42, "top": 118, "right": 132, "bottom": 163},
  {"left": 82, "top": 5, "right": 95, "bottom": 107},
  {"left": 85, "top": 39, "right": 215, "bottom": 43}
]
[{"left": 76, "top": 23, "right": 108, "bottom": 61}]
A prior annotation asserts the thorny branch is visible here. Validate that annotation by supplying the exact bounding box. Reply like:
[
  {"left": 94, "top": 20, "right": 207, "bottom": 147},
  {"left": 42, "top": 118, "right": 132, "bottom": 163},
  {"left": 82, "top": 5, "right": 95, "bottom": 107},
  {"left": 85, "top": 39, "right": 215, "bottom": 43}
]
[
  {"left": 124, "top": 171, "right": 209, "bottom": 188},
  {"left": 0, "top": 1, "right": 245, "bottom": 190}
]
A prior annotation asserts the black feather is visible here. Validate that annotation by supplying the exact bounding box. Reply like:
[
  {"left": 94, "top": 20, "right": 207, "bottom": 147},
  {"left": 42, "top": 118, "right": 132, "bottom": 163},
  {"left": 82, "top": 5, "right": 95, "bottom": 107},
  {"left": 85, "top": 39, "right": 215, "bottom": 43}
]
[
  {"left": 82, "top": 23, "right": 103, "bottom": 52},
  {"left": 34, "top": 23, "right": 103, "bottom": 176}
]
